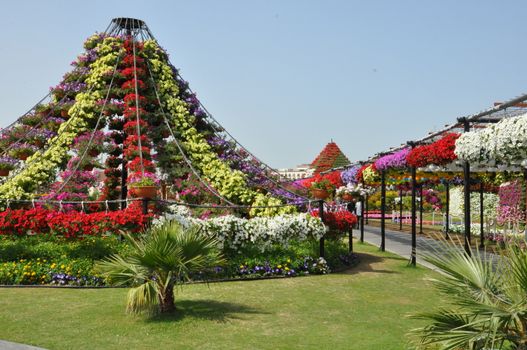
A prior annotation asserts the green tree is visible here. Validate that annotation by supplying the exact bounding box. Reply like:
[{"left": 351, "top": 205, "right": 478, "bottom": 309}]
[
  {"left": 96, "top": 222, "right": 223, "bottom": 314},
  {"left": 408, "top": 240, "right": 527, "bottom": 349}
]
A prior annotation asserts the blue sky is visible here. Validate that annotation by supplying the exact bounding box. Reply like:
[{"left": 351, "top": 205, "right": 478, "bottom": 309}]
[{"left": 1, "top": 0, "right": 526, "bottom": 168}]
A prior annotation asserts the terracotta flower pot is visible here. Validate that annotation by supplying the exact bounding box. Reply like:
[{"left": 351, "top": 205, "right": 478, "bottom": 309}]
[
  {"left": 0, "top": 169, "right": 10, "bottom": 176},
  {"left": 17, "top": 154, "right": 29, "bottom": 161},
  {"left": 342, "top": 193, "right": 353, "bottom": 202},
  {"left": 60, "top": 109, "right": 69, "bottom": 118},
  {"left": 311, "top": 188, "right": 329, "bottom": 200},
  {"left": 83, "top": 164, "right": 94, "bottom": 171},
  {"left": 132, "top": 186, "right": 158, "bottom": 199},
  {"left": 34, "top": 140, "right": 44, "bottom": 148},
  {"left": 88, "top": 149, "right": 100, "bottom": 157}
]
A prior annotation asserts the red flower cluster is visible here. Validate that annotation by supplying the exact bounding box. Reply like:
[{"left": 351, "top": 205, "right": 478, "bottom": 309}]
[
  {"left": 124, "top": 94, "right": 147, "bottom": 107},
  {"left": 302, "top": 171, "right": 343, "bottom": 189},
  {"left": 406, "top": 133, "right": 460, "bottom": 168},
  {"left": 122, "top": 79, "right": 146, "bottom": 92},
  {"left": 121, "top": 67, "right": 146, "bottom": 79},
  {"left": 310, "top": 209, "right": 357, "bottom": 231},
  {"left": 0, "top": 208, "right": 152, "bottom": 238}
]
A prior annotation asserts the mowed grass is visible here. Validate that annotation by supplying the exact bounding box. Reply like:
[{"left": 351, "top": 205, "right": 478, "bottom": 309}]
[{"left": 0, "top": 242, "right": 441, "bottom": 350}]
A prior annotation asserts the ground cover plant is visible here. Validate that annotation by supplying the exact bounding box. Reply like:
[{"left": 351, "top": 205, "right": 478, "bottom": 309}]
[{"left": 0, "top": 242, "right": 441, "bottom": 350}]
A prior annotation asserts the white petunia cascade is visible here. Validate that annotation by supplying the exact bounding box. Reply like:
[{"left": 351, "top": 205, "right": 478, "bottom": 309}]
[
  {"left": 153, "top": 205, "right": 326, "bottom": 252},
  {"left": 455, "top": 113, "right": 527, "bottom": 166}
]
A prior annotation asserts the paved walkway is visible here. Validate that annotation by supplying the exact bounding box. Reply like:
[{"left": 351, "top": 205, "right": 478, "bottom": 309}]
[
  {"left": 0, "top": 340, "right": 46, "bottom": 350},
  {"left": 357, "top": 225, "right": 498, "bottom": 272}
]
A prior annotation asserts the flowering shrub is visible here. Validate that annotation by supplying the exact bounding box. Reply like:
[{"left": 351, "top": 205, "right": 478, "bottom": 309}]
[
  {"left": 362, "top": 164, "right": 379, "bottom": 184},
  {"left": 455, "top": 113, "right": 527, "bottom": 166},
  {"left": 309, "top": 209, "right": 357, "bottom": 232},
  {"left": 374, "top": 148, "right": 409, "bottom": 171},
  {"left": 154, "top": 205, "right": 325, "bottom": 252},
  {"left": 497, "top": 180, "right": 524, "bottom": 226},
  {"left": 341, "top": 165, "right": 360, "bottom": 185},
  {"left": 0, "top": 208, "right": 151, "bottom": 237},
  {"left": 406, "top": 133, "right": 460, "bottom": 168}
]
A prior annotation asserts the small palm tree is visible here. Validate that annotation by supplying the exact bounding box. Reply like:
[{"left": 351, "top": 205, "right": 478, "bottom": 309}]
[
  {"left": 96, "top": 221, "right": 223, "bottom": 314},
  {"left": 408, "top": 239, "right": 527, "bottom": 349}
]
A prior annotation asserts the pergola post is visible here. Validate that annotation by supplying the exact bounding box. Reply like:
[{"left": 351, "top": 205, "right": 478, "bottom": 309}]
[
  {"left": 419, "top": 184, "right": 424, "bottom": 234},
  {"left": 360, "top": 196, "right": 365, "bottom": 242},
  {"left": 319, "top": 200, "right": 325, "bottom": 258},
  {"left": 460, "top": 117, "right": 471, "bottom": 255},
  {"left": 399, "top": 188, "right": 403, "bottom": 230},
  {"left": 479, "top": 182, "right": 484, "bottom": 248},
  {"left": 408, "top": 141, "right": 417, "bottom": 266},
  {"left": 380, "top": 169, "right": 386, "bottom": 251},
  {"left": 445, "top": 181, "right": 450, "bottom": 239}
]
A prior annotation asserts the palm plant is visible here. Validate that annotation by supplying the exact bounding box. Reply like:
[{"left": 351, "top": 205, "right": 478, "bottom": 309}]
[
  {"left": 96, "top": 221, "right": 223, "bottom": 314},
  {"left": 408, "top": 239, "right": 527, "bottom": 349}
]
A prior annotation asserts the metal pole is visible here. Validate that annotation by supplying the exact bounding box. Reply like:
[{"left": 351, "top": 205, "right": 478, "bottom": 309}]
[
  {"left": 399, "top": 188, "right": 403, "bottom": 230},
  {"left": 445, "top": 181, "right": 450, "bottom": 239},
  {"left": 419, "top": 185, "right": 424, "bottom": 234},
  {"left": 460, "top": 117, "right": 471, "bottom": 255},
  {"left": 347, "top": 201, "right": 354, "bottom": 252},
  {"left": 142, "top": 198, "right": 149, "bottom": 215},
  {"left": 411, "top": 164, "right": 417, "bottom": 266},
  {"left": 365, "top": 193, "right": 369, "bottom": 224},
  {"left": 479, "top": 182, "right": 484, "bottom": 248},
  {"left": 381, "top": 170, "right": 386, "bottom": 251},
  {"left": 319, "top": 200, "right": 325, "bottom": 258},
  {"left": 360, "top": 196, "right": 365, "bottom": 242},
  {"left": 524, "top": 169, "right": 527, "bottom": 241}
]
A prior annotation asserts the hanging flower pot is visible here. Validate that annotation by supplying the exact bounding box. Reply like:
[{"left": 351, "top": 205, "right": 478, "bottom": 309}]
[
  {"left": 18, "top": 154, "right": 29, "bottom": 161},
  {"left": 0, "top": 169, "right": 10, "bottom": 177},
  {"left": 132, "top": 186, "right": 158, "bottom": 199},
  {"left": 88, "top": 149, "right": 100, "bottom": 157},
  {"left": 60, "top": 109, "right": 69, "bottom": 118},
  {"left": 311, "top": 188, "right": 329, "bottom": 200},
  {"left": 161, "top": 129, "right": 170, "bottom": 138},
  {"left": 341, "top": 193, "right": 353, "bottom": 202}
]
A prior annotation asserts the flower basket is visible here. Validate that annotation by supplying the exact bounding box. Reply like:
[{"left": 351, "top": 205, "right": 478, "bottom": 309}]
[
  {"left": 60, "top": 109, "right": 69, "bottom": 118},
  {"left": 0, "top": 169, "right": 10, "bottom": 177},
  {"left": 132, "top": 186, "right": 158, "bottom": 199},
  {"left": 88, "top": 149, "right": 100, "bottom": 157},
  {"left": 311, "top": 188, "right": 329, "bottom": 200},
  {"left": 341, "top": 193, "right": 353, "bottom": 202}
]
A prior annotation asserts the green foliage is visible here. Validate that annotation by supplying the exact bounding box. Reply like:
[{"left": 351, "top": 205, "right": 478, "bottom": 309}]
[
  {"left": 96, "top": 222, "right": 224, "bottom": 314},
  {"left": 0, "top": 235, "right": 131, "bottom": 262},
  {"left": 408, "top": 240, "right": 527, "bottom": 349}
]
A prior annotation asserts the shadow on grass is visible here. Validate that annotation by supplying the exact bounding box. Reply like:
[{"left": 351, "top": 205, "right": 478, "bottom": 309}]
[
  {"left": 338, "top": 251, "right": 404, "bottom": 275},
  {"left": 145, "top": 299, "right": 268, "bottom": 323}
]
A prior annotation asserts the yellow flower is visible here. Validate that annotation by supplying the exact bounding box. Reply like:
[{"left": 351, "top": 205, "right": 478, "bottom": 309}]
[
  {"left": 287, "top": 259, "right": 291, "bottom": 263},
  {"left": 277, "top": 265, "right": 282, "bottom": 269},
  {"left": 285, "top": 267, "right": 290, "bottom": 271},
  {"left": 60, "top": 264, "right": 65, "bottom": 269},
  {"left": 31, "top": 272, "right": 36, "bottom": 276},
  {"left": 50, "top": 263, "right": 56, "bottom": 269}
]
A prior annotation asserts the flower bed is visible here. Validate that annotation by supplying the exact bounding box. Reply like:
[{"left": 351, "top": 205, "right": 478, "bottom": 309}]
[{"left": 0, "top": 207, "right": 151, "bottom": 237}]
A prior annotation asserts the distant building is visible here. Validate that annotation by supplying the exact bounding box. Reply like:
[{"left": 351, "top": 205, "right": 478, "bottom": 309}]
[
  {"left": 277, "top": 141, "right": 350, "bottom": 180},
  {"left": 278, "top": 164, "right": 314, "bottom": 180}
]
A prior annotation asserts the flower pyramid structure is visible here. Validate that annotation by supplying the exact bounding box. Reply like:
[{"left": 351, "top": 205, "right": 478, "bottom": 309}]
[
  {"left": 0, "top": 18, "right": 303, "bottom": 214},
  {"left": 310, "top": 141, "right": 350, "bottom": 173}
]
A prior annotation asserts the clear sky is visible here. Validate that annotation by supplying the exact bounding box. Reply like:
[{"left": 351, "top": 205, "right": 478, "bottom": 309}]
[{"left": 1, "top": 0, "right": 526, "bottom": 168}]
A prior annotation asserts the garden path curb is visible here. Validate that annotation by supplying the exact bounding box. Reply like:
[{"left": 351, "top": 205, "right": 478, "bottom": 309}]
[{"left": 0, "top": 340, "right": 46, "bottom": 350}]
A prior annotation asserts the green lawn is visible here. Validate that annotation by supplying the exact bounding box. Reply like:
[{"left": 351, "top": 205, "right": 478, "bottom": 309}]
[{"left": 0, "top": 242, "right": 441, "bottom": 350}]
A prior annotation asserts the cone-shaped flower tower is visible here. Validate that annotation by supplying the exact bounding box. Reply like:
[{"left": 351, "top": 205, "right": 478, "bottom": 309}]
[{"left": 0, "top": 18, "right": 305, "bottom": 215}]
